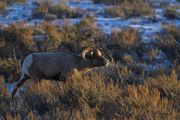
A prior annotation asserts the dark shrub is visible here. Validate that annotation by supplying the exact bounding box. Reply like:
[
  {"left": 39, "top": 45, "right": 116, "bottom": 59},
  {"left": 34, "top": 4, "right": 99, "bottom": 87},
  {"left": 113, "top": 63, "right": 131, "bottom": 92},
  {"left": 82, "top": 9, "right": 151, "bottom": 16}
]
[
  {"left": 164, "top": 7, "right": 180, "bottom": 19},
  {"left": 59, "top": 17, "right": 103, "bottom": 52},
  {"left": 0, "top": 58, "right": 20, "bottom": 82},
  {"left": 0, "top": 23, "right": 33, "bottom": 58},
  {"left": 32, "top": 2, "right": 85, "bottom": 19},
  {"left": 104, "top": 1, "right": 154, "bottom": 18},
  {"left": 0, "top": 2, "right": 6, "bottom": 11},
  {"left": 107, "top": 27, "right": 140, "bottom": 51},
  {"left": 156, "top": 25, "right": 180, "bottom": 64}
]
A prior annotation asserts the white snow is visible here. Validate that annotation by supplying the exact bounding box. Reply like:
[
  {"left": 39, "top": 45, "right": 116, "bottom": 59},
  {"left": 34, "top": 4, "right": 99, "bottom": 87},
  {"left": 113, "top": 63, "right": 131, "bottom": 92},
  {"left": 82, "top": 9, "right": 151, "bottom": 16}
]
[
  {"left": 0, "top": 1, "right": 35, "bottom": 24},
  {"left": 5, "top": 83, "right": 15, "bottom": 94}
]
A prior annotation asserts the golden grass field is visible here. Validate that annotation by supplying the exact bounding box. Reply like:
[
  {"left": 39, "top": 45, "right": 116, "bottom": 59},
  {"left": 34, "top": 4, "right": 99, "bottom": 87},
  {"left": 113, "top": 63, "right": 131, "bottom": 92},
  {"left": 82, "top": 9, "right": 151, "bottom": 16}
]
[{"left": 0, "top": 0, "right": 180, "bottom": 119}]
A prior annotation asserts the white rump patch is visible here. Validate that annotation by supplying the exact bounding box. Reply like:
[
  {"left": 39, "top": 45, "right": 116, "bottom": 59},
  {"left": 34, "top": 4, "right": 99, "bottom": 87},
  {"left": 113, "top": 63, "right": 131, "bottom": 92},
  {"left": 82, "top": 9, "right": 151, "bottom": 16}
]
[{"left": 22, "top": 54, "right": 33, "bottom": 76}]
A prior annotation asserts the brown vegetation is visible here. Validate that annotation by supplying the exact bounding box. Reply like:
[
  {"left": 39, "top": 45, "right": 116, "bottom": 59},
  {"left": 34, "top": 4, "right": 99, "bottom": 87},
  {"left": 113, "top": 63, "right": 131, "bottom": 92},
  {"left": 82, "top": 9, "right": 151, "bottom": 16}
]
[
  {"left": 1, "top": 0, "right": 26, "bottom": 5},
  {"left": 32, "top": 2, "right": 85, "bottom": 20},
  {"left": 0, "top": 2, "right": 6, "bottom": 11},
  {"left": 105, "top": 1, "right": 154, "bottom": 18},
  {"left": 92, "top": 0, "right": 131, "bottom": 5},
  {"left": 164, "top": 7, "right": 180, "bottom": 19},
  {"left": 92, "top": 0, "right": 154, "bottom": 18},
  {"left": 0, "top": 58, "right": 20, "bottom": 83},
  {"left": 0, "top": 23, "right": 33, "bottom": 58},
  {"left": 32, "top": 22, "right": 61, "bottom": 52},
  {"left": 58, "top": 17, "right": 104, "bottom": 52},
  {"left": 0, "top": 67, "right": 180, "bottom": 119},
  {"left": 156, "top": 25, "right": 180, "bottom": 64},
  {"left": 108, "top": 27, "right": 140, "bottom": 50},
  {"left": 31, "top": 17, "right": 102, "bottom": 52},
  {"left": 0, "top": 16, "right": 179, "bottom": 119}
]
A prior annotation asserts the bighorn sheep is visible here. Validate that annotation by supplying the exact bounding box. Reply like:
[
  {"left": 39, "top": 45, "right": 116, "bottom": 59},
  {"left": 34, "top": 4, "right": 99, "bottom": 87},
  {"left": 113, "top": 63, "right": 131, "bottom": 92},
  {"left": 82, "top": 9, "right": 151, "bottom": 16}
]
[{"left": 12, "top": 47, "right": 109, "bottom": 97}]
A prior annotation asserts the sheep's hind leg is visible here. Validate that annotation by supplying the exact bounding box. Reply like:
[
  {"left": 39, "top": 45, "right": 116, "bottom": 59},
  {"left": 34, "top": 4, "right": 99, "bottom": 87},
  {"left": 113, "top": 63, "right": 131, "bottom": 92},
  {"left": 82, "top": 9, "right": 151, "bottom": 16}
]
[{"left": 12, "top": 73, "right": 29, "bottom": 98}]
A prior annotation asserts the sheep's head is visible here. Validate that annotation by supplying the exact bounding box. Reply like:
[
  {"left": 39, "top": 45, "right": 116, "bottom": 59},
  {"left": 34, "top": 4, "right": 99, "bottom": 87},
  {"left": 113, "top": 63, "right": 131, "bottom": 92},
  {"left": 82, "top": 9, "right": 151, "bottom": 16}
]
[{"left": 81, "top": 47, "right": 110, "bottom": 67}]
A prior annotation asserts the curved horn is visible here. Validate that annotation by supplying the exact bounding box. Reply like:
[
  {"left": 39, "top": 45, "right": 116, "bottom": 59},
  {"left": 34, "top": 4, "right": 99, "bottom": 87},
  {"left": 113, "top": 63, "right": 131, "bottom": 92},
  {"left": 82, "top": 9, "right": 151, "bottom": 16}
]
[
  {"left": 93, "top": 48, "right": 102, "bottom": 57},
  {"left": 81, "top": 47, "right": 93, "bottom": 60}
]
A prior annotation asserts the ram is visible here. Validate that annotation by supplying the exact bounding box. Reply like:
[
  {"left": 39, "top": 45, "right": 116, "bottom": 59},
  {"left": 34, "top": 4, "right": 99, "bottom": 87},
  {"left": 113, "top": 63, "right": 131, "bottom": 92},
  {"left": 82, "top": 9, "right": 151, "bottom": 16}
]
[{"left": 12, "top": 47, "right": 109, "bottom": 97}]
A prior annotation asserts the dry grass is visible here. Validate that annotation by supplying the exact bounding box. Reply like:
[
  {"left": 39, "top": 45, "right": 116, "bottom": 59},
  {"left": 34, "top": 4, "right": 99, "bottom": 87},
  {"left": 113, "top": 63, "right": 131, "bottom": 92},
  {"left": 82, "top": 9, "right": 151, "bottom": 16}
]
[
  {"left": 0, "top": 23, "right": 33, "bottom": 58},
  {"left": 0, "top": 48, "right": 179, "bottom": 119},
  {"left": 0, "top": 76, "right": 11, "bottom": 117},
  {"left": 164, "top": 7, "right": 180, "bottom": 19},
  {"left": 59, "top": 17, "right": 103, "bottom": 52},
  {"left": 107, "top": 27, "right": 140, "bottom": 51},
  {"left": 145, "top": 70, "right": 180, "bottom": 112},
  {"left": 105, "top": 27, "right": 145, "bottom": 63},
  {"left": 32, "top": 4, "right": 48, "bottom": 19},
  {"left": 32, "top": 2, "right": 85, "bottom": 20},
  {"left": 0, "top": 17, "right": 103, "bottom": 55},
  {"left": 1, "top": 0, "right": 26, "bottom": 5},
  {"left": 176, "top": 65, "right": 180, "bottom": 80},
  {"left": 92, "top": 0, "right": 131, "bottom": 5},
  {"left": 0, "top": 2, "right": 6, "bottom": 11},
  {"left": 104, "top": 1, "right": 154, "bottom": 18},
  {"left": 4, "top": 23, "right": 33, "bottom": 47},
  {"left": 32, "top": 22, "right": 62, "bottom": 52},
  {"left": 31, "top": 17, "right": 103, "bottom": 52},
  {"left": 0, "top": 67, "right": 179, "bottom": 119},
  {"left": 156, "top": 25, "right": 180, "bottom": 64},
  {"left": 0, "top": 12, "right": 179, "bottom": 119},
  {"left": 146, "top": 70, "right": 179, "bottom": 99},
  {"left": 94, "top": 0, "right": 155, "bottom": 18},
  {"left": 0, "top": 58, "right": 20, "bottom": 83}
]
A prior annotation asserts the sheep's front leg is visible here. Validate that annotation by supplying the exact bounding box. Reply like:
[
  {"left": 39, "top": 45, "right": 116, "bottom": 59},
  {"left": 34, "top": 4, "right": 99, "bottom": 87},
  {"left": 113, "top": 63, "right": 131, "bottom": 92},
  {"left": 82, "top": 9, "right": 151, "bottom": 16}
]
[
  {"left": 59, "top": 69, "right": 78, "bottom": 82},
  {"left": 59, "top": 71, "right": 70, "bottom": 82}
]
